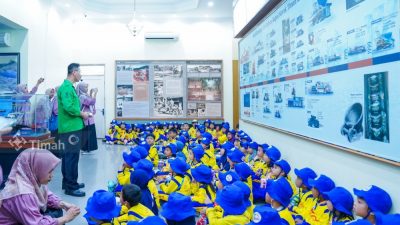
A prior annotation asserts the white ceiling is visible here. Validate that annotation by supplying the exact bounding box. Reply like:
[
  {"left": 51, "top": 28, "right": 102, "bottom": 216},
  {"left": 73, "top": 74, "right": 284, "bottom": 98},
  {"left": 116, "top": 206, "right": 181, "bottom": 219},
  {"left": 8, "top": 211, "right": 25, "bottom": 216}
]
[{"left": 50, "top": 0, "right": 233, "bottom": 20}]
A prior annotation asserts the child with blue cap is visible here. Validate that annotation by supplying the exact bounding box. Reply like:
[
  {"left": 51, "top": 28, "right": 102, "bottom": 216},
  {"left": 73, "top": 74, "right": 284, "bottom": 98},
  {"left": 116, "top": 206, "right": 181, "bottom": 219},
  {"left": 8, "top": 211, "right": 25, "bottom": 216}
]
[
  {"left": 115, "top": 150, "right": 141, "bottom": 194},
  {"left": 189, "top": 144, "right": 206, "bottom": 168},
  {"left": 227, "top": 147, "right": 245, "bottom": 170},
  {"left": 160, "top": 143, "right": 178, "bottom": 173},
  {"left": 190, "top": 165, "right": 216, "bottom": 209},
  {"left": 134, "top": 159, "right": 160, "bottom": 210},
  {"left": 218, "top": 141, "right": 234, "bottom": 171},
  {"left": 248, "top": 205, "right": 286, "bottom": 225},
  {"left": 188, "top": 120, "right": 198, "bottom": 138},
  {"left": 233, "top": 181, "right": 254, "bottom": 221},
  {"left": 158, "top": 158, "right": 191, "bottom": 201},
  {"left": 116, "top": 122, "right": 127, "bottom": 145},
  {"left": 206, "top": 185, "right": 250, "bottom": 224},
  {"left": 166, "top": 128, "right": 178, "bottom": 145},
  {"left": 324, "top": 187, "right": 354, "bottom": 223},
  {"left": 125, "top": 124, "right": 135, "bottom": 145},
  {"left": 227, "top": 129, "right": 236, "bottom": 143},
  {"left": 145, "top": 133, "right": 159, "bottom": 167},
  {"left": 130, "top": 169, "right": 158, "bottom": 215},
  {"left": 234, "top": 162, "right": 254, "bottom": 202},
  {"left": 201, "top": 137, "right": 217, "bottom": 168},
  {"left": 217, "top": 124, "right": 228, "bottom": 144},
  {"left": 206, "top": 121, "right": 217, "bottom": 138},
  {"left": 353, "top": 185, "right": 392, "bottom": 225},
  {"left": 265, "top": 178, "right": 295, "bottom": 225},
  {"left": 245, "top": 142, "right": 258, "bottom": 163},
  {"left": 134, "top": 145, "right": 149, "bottom": 160},
  {"left": 84, "top": 190, "right": 121, "bottom": 225},
  {"left": 289, "top": 167, "right": 317, "bottom": 212},
  {"left": 295, "top": 174, "right": 335, "bottom": 225},
  {"left": 216, "top": 170, "right": 240, "bottom": 190},
  {"left": 161, "top": 192, "right": 196, "bottom": 225},
  {"left": 114, "top": 184, "right": 154, "bottom": 224},
  {"left": 105, "top": 123, "right": 117, "bottom": 144},
  {"left": 271, "top": 159, "right": 297, "bottom": 196}
]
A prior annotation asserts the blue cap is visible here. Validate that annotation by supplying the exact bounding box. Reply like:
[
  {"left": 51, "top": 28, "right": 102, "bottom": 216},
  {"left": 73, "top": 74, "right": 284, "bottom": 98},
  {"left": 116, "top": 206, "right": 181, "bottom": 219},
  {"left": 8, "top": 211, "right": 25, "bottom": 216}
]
[
  {"left": 353, "top": 185, "right": 392, "bottom": 214},
  {"left": 375, "top": 212, "right": 400, "bottom": 225},
  {"left": 233, "top": 181, "right": 251, "bottom": 208},
  {"left": 274, "top": 160, "right": 291, "bottom": 175},
  {"left": 176, "top": 152, "right": 187, "bottom": 162},
  {"left": 127, "top": 216, "right": 167, "bottom": 225},
  {"left": 161, "top": 193, "right": 196, "bottom": 221},
  {"left": 163, "top": 143, "right": 178, "bottom": 154},
  {"left": 132, "top": 145, "right": 148, "bottom": 159},
  {"left": 249, "top": 142, "right": 259, "bottom": 150},
  {"left": 138, "top": 141, "right": 150, "bottom": 152},
  {"left": 222, "top": 123, "right": 230, "bottom": 130},
  {"left": 267, "top": 177, "right": 293, "bottom": 208},
  {"left": 241, "top": 135, "right": 252, "bottom": 142},
  {"left": 158, "top": 135, "right": 168, "bottom": 141},
  {"left": 234, "top": 162, "right": 254, "bottom": 180},
  {"left": 85, "top": 190, "right": 121, "bottom": 220},
  {"left": 248, "top": 206, "right": 285, "bottom": 225},
  {"left": 177, "top": 136, "right": 187, "bottom": 144},
  {"left": 125, "top": 124, "right": 132, "bottom": 130},
  {"left": 216, "top": 185, "right": 247, "bottom": 215},
  {"left": 204, "top": 119, "right": 211, "bottom": 124},
  {"left": 308, "top": 174, "right": 335, "bottom": 193},
  {"left": 197, "top": 125, "right": 206, "bottom": 133},
  {"left": 221, "top": 141, "right": 234, "bottom": 151},
  {"left": 228, "top": 129, "right": 237, "bottom": 136},
  {"left": 133, "top": 159, "right": 155, "bottom": 179},
  {"left": 261, "top": 143, "right": 270, "bottom": 150},
  {"left": 227, "top": 147, "right": 245, "bottom": 163},
  {"left": 202, "top": 132, "right": 213, "bottom": 141},
  {"left": 169, "top": 157, "right": 190, "bottom": 175},
  {"left": 264, "top": 146, "right": 281, "bottom": 162},
  {"left": 192, "top": 145, "right": 205, "bottom": 162},
  {"left": 241, "top": 142, "right": 249, "bottom": 149},
  {"left": 294, "top": 168, "right": 318, "bottom": 189},
  {"left": 191, "top": 165, "right": 213, "bottom": 184},
  {"left": 323, "top": 187, "right": 354, "bottom": 215},
  {"left": 201, "top": 136, "right": 211, "bottom": 145},
  {"left": 122, "top": 150, "right": 141, "bottom": 167},
  {"left": 218, "top": 171, "right": 240, "bottom": 187},
  {"left": 175, "top": 141, "right": 184, "bottom": 152},
  {"left": 332, "top": 220, "right": 372, "bottom": 225}
]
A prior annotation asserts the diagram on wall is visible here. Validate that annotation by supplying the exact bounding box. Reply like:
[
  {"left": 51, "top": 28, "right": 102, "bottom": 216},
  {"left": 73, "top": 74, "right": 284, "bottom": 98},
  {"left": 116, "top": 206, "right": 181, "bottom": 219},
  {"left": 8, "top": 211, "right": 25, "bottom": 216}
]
[
  {"left": 115, "top": 60, "right": 223, "bottom": 119},
  {"left": 239, "top": 0, "right": 400, "bottom": 162}
]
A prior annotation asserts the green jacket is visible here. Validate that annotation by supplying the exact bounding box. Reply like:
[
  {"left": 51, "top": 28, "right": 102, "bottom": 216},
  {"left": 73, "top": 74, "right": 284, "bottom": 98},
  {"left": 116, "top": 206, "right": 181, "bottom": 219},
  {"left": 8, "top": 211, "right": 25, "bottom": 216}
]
[{"left": 57, "top": 79, "right": 83, "bottom": 134}]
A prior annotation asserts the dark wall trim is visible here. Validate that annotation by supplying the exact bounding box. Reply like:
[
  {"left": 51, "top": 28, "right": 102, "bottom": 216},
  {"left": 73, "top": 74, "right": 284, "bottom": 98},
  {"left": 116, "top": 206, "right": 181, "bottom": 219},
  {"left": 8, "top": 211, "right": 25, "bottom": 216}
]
[{"left": 234, "top": 0, "right": 282, "bottom": 38}]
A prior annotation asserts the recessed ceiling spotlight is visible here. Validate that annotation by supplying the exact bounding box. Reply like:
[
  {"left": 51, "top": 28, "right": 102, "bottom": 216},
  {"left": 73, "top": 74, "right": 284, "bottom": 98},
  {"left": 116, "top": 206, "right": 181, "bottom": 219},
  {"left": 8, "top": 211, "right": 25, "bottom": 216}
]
[{"left": 208, "top": 1, "right": 214, "bottom": 7}]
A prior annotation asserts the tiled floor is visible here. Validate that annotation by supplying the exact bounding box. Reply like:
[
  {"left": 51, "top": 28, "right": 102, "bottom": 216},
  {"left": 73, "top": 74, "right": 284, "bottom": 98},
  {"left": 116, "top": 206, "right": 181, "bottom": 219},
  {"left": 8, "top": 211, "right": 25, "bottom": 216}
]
[{"left": 48, "top": 141, "right": 127, "bottom": 225}]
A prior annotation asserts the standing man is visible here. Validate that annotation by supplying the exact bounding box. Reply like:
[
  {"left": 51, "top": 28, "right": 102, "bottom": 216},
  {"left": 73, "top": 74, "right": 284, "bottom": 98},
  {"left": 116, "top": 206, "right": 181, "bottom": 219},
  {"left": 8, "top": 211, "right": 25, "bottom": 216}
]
[{"left": 58, "top": 63, "right": 90, "bottom": 197}]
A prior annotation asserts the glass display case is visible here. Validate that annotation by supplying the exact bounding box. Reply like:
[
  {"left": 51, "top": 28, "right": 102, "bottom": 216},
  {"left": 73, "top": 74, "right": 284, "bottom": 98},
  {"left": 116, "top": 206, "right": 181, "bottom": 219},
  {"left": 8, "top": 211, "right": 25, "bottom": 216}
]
[{"left": 0, "top": 93, "right": 51, "bottom": 137}]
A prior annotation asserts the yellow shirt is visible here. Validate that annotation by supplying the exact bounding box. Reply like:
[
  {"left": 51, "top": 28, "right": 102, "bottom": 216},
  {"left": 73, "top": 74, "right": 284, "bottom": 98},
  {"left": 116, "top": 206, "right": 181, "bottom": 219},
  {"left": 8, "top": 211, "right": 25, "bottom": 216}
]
[
  {"left": 148, "top": 179, "right": 161, "bottom": 209},
  {"left": 114, "top": 204, "right": 154, "bottom": 224},
  {"left": 218, "top": 134, "right": 228, "bottom": 145},
  {"left": 159, "top": 175, "right": 191, "bottom": 196},
  {"left": 192, "top": 184, "right": 216, "bottom": 205},
  {"left": 207, "top": 206, "right": 250, "bottom": 225},
  {"left": 278, "top": 208, "right": 295, "bottom": 225},
  {"left": 117, "top": 167, "right": 133, "bottom": 186},
  {"left": 147, "top": 145, "right": 159, "bottom": 167},
  {"left": 302, "top": 200, "right": 331, "bottom": 225},
  {"left": 204, "top": 148, "right": 217, "bottom": 167},
  {"left": 115, "top": 126, "right": 126, "bottom": 139},
  {"left": 252, "top": 159, "right": 267, "bottom": 177},
  {"left": 292, "top": 190, "right": 315, "bottom": 214},
  {"left": 207, "top": 129, "right": 217, "bottom": 138},
  {"left": 189, "top": 127, "right": 197, "bottom": 138}
]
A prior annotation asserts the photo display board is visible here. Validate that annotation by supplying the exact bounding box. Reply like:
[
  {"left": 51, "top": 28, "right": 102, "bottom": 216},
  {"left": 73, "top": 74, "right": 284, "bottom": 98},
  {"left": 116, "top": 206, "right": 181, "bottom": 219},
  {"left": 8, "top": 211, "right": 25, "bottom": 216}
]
[
  {"left": 239, "top": 0, "right": 400, "bottom": 163},
  {"left": 116, "top": 60, "right": 223, "bottom": 119}
]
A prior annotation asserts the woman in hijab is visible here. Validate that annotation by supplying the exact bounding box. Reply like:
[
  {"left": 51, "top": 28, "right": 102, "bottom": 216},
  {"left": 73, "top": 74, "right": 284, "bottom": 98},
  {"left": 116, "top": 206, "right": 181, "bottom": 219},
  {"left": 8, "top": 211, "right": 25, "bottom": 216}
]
[
  {"left": 130, "top": 169, "right": 158, "bottom": 215},
  {"left": 48, "top": 87, "right": 59, "bottom": 138},
  {"left": 0, "top": 148, "right": 80, "bottom": 225},
  {"left": 14, "top": 78, "right": 45, "bottom": 127},
  {"left": 32, "top": 88, "right": 53, "bottom": 130},
  {"left": 76, "top": 82, "right": 98, "bottom": 154}
]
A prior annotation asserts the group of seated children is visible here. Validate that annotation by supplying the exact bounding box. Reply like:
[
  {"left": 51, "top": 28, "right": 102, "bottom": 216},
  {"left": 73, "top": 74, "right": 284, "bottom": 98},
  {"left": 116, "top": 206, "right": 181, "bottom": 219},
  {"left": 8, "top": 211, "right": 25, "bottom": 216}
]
[{"left": 86, "top": 119, "right": 399, "bottom": 225}]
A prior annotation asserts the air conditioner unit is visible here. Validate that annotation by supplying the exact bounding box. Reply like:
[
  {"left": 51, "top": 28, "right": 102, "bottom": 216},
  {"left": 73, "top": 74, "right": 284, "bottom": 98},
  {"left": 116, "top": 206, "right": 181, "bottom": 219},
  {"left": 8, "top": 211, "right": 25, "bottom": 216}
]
[
  {"left": 144, "top": 32, "right": 179, "bottom": 41},
  {"left": 0, "top": 32, "right": 11, "bottom": 47}
]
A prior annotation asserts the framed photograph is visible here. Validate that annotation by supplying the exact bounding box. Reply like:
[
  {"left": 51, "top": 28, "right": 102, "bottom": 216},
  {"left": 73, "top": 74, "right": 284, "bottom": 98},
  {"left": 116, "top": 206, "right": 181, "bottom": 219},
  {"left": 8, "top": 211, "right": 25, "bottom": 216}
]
[{"left": 0, "top": 53, "right": 20, "bottom": 93}]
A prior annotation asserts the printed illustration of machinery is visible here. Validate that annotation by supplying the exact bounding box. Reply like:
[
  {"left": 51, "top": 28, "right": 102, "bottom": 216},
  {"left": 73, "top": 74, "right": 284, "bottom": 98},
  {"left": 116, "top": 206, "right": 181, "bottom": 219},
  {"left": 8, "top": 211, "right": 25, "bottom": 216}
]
[
  {"left": 364, "top": 73, "right": 389, "bottom": 142},
  {"left": 311, "top": 0, "right": 332, "bottom": 26},
  {"left": 308, "top": 115, "right": 320, "bottom": 128},
  {"left": 308, "top": 81, "right": 333, "bottom": 95},
  {"left": 341, "top": 103, "right": 363, "bottom": 143},
  {"left": 375, "top": 32, "right": 394, "bottom": 52},
  {"left": 287, "top": 87, "right": 304, "bottom": 108}
]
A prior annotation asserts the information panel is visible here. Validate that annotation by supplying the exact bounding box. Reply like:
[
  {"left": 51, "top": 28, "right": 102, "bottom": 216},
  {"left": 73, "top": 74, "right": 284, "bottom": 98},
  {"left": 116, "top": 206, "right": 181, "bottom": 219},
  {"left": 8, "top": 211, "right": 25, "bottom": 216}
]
[{"left": 239, "top": 0, "right": 400, "bottom": 163}]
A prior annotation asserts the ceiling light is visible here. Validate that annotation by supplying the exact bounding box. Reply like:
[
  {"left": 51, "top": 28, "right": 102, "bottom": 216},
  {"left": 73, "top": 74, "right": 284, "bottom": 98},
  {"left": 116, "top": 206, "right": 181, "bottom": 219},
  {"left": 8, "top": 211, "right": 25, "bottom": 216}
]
[
  {"left": 127, "top": 0, "right": 144, "bottom": 37},
  {"left": 208, "top": 1, "right": 214, "bottom": 7}
]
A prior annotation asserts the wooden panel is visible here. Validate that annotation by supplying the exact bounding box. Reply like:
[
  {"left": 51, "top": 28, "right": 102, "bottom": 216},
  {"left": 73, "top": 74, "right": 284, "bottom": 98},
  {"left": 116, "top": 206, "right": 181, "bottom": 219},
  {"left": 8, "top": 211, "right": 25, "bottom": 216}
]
[{"left": 233, "top": 60, "right": 239, "bottom": 128}]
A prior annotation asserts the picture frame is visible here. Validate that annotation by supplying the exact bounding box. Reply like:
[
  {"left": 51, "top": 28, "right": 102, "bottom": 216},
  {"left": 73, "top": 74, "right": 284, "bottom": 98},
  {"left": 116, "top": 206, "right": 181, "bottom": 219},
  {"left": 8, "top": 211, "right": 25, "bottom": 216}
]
[{"left": 0, "top": 53, "right": 20, "bottom": 93}]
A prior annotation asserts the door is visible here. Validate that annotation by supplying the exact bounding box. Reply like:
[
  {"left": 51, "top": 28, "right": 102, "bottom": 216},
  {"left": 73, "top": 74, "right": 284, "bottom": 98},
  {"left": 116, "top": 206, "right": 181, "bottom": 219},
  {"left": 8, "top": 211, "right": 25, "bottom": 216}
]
[{"left": 80, "top": 65, "right": 105, "bottom": 139}]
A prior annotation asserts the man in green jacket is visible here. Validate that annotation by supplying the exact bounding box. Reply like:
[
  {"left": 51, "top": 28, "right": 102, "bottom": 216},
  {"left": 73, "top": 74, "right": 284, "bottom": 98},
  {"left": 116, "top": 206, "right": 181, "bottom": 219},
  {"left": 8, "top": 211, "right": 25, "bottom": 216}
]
[{"left": 58, "top": 63, "right": 90, "bottom": 197}]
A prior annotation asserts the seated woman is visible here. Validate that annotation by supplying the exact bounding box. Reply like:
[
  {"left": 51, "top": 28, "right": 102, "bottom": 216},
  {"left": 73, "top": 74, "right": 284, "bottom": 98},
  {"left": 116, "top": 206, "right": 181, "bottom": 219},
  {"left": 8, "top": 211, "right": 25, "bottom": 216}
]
[{"left": 0, "top": 148, "right": 80, "bottom": 225}]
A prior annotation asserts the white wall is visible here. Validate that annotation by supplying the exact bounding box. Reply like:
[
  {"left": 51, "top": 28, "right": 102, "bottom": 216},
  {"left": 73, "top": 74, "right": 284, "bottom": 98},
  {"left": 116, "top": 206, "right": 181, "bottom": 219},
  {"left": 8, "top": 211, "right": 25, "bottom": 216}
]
[
  {"left": 0, "top": 0, "right": 234, "bottom": 126},
  {"left": 240, "top": 120, "right": 400, "bottom": 213}
]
